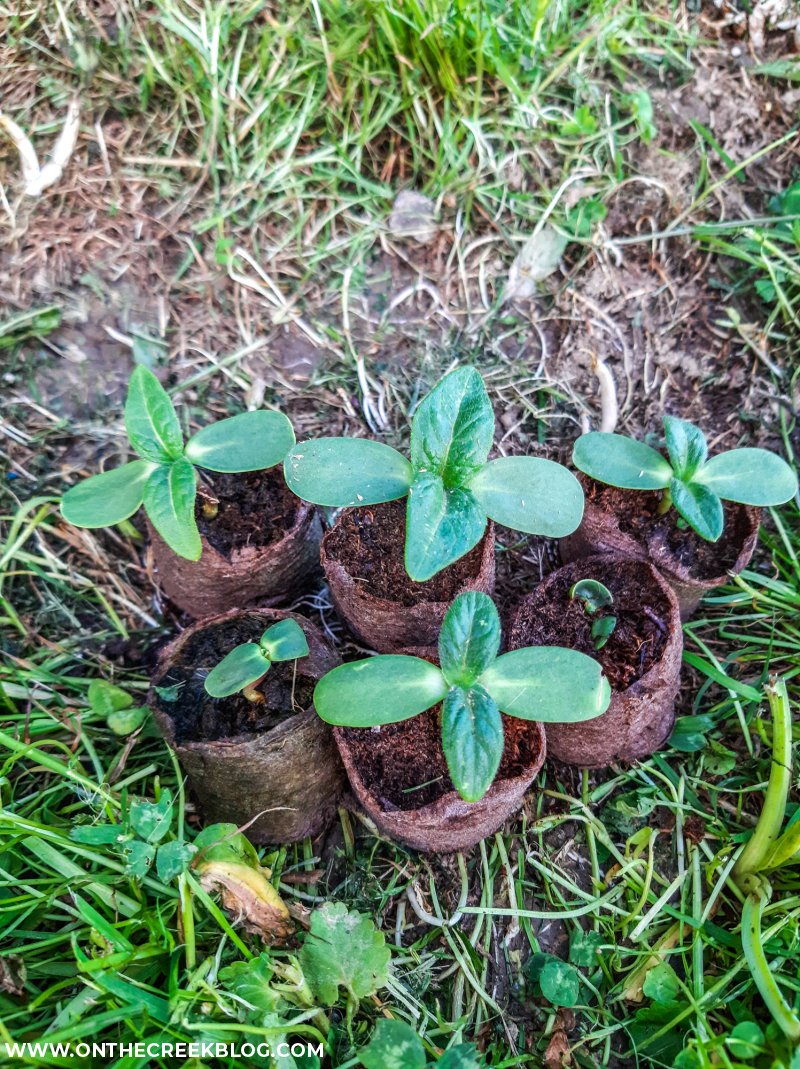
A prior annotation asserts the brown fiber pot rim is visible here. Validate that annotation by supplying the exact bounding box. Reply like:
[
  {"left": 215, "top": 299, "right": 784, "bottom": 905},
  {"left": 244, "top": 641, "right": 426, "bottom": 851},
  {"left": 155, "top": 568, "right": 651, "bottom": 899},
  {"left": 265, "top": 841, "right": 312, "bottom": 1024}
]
[
  {"left": 320, "top": 513, "right": 496, "bottom": 615},
  {"left": 332, "top": 718, "right": 546, "bottom": 853},
  {"left": 148, "top": 606, "right": 336, "bottom": 748}
]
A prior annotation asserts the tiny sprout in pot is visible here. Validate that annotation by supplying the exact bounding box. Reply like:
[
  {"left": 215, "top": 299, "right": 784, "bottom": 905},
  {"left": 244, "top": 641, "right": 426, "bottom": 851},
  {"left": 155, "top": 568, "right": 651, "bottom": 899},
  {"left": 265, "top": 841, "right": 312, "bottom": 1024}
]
[
  {"left": 205, "top": 619, "right": 309, "bottom": 700},
  {"left": 61, "top": 367, "right": 320, "bottom": 616},
  {"left": 569, "top": 579, "right": 617, "bottom": 650},
  {"left": 315, "top": 591, "right": 610, "bottom": 806},
  {"left": 566, "top": 417, "right": 797, "bottom": 618},
  {"left": 286, "top": 366, "right": 585, "bottom": 583}
]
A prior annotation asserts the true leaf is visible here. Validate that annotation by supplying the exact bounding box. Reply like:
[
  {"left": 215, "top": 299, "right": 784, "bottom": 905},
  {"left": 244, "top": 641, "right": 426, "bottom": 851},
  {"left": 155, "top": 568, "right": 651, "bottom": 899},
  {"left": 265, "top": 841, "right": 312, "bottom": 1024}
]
[
  {"left": 573, "top": 433, "right": 673, "bottom": 490},
  {"left": 441, "top": 684, "right": 504, "bottom": 802},
  {"left": 88, "top": 679, "right": 133, "bottom": 716},
  {"left": 437, "top": 1047, "right": 484, "bottom": 1069},
  {"left": 259, "top": 618, "right": 309, "bottom": 662},
  {"left": 299, "top": 901, "right": 390, "bottom": 1006},
  {"left": 70, "top": 824, "right": 126, "bottom": 845},
  {"left": 569, "top": 928, "right": 605, "bottom": 968},
  {"left": 669, "top": 478, "right": 723, "bottom": 542},
  {"left": 726, "top": 1021, "right": 765, "bottom": 1059},
  {"left": 185, "top": 409, "right": 295, "bottom": 472},
  {"left": 643, "top": 963, "right": 681, "bottom": 1005},
  {"left": 124, "top": 366, "right": 183, "bottom": 462},
  {"left": 693, "top": 447, "right": 798, "bottom": 505},
  {"left": 156, "top": 840, "right": 196, "bottom": 881},
  {"left": 467, "top": 456, "right": 584, "bottom": 536},
  {"left": 313, "top": 656, "right": 447, "bottom": 727},
  {"left": 205, "top": 643, "right": 269, "bottom": 698},
  {"left": 479, "top": 647, "right": 610, "bottom": 722},
  {"left": 143, "top": 457, "right": 201, "bottom": 560},
  {"left": 220, "top": 952, "right": 281, "bottom": 1020},
  {"left": 60, "top": 459, "right": 157, "bottom": 528},
  {"left": 404, "top": 472, "right": 487, "bottom": 582},
  {"left": 129, "top": 789, "right": 173, "bottom": 843},
  {"left": 357, "top": 1019, "right": 425, "bottom": 1069},
  {"left": 122, "top": 839, "right": 156, "bottom": 879},
  {"left": 539, "top": 959, "right": 581, "bottom": 1007},
  {"left": 193, "top": 822, "right": 261, "bottom": 868},
  {"left": 284, "top": 438, "right": 412, "bottom": 506},
  {"left": 663, "top": 416, "right": 707, "bottom": 481},
  {"left": 108, "top": 706, "right": 148, "bottom": 735},
  {"left": 438, "top": 591, "right": 500, "bottom": 686},
  {"left": 409, "top": 366, "right": 494, "bottom": 486}
]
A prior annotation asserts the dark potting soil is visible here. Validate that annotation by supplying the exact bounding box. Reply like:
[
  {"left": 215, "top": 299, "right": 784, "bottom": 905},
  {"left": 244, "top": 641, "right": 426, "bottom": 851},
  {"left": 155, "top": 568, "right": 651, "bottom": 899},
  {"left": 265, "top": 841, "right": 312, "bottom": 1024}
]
[
  {"left": 512, "top": 558, "right": 670, "bottom": 690},
  {"left": 153, "top": 615, "right": 315, "bottom": 743},
  {"left": 341, "top": 708, "right": 543, "bottom": 810},
  {"left": 324, "top": 499, "right": 486, "bottom": 606},
  {"left": 196, "top": 466, "right": 299, "bottom": 558},
  {"left": 584, "top": 478, "right": 748, "bottom": 580}
]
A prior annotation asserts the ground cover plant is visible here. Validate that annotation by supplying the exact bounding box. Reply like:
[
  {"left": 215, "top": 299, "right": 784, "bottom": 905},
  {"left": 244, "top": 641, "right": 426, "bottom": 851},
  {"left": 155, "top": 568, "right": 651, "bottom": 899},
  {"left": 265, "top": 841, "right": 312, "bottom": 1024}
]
[
  {"left": 2, "top": 0, "right": 800, "bottom": 1066},
  {"left": 315, "top": 591, "right": 610, "bottom": 801},
  {"left": 285, "top": 366, "right": 583, "bottom": 580},
  {"left": 204, "top": 618, "right": 310, "bottom": 699}
]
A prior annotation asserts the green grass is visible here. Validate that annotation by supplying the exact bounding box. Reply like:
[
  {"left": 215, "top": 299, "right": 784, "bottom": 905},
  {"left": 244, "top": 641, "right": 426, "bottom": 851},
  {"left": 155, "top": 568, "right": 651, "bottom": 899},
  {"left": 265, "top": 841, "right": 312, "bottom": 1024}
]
[{"left": 2, "top": 0, "right": 800, "bottom": 1065}]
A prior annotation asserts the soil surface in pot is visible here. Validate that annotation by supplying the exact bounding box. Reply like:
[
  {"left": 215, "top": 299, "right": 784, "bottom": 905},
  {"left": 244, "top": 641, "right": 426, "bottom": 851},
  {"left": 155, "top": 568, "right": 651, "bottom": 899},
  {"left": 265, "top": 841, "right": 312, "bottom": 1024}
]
[
  {"left": 152, "top": 615, "right": 315, "bottom": 743},
  {"left": 340, "top": 707, "right": 542, "bottom": 809},
  {"left": 325, "top": 499, "right": 486, "bottom": 606},
  {"left": 512, "top": 558, "right": 670, "bottom": 690},
  {"left": 196, "top": 466, "right": 299, "bottom": 558},
  {"left": 584, "top": 478, "right": 748, "bottom": 579}
]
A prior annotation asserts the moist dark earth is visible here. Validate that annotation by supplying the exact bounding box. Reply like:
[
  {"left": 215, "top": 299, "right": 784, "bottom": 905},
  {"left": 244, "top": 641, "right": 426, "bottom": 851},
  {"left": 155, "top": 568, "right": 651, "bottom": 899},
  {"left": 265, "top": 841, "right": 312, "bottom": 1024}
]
[
  {"left": 152, "top": 614, "right": 315, "bottom": 742},
  {"left": 324, "top": 498, "right": 486, "bottom": 606},
  {"left": 196, "top": 465, "right": 299, "bottom": 557}
]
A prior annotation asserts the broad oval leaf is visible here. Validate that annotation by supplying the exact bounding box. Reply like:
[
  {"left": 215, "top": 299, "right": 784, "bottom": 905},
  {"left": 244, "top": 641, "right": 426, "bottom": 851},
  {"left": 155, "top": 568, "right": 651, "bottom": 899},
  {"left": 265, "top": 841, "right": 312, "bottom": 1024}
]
[
  {"left": 313, "top": 655, "right": 447, "bottom": 726},
  {"left": 143, "top": 457, "right": 201, "bottom": 560},
  {"left": 468, "top": 456, "right": 584, "bottom": 537},
  {"left": 410, "top": 367, "right": 494, "bottom": 487},
  {"left": 124, "top": 366, "right": 183, "bottom": 462},
  {"left": 283, "top": 438, "right": 412, "bottom": 506},
  {"left": 693, "top": 448, "right": 798, "bottom": 506},
  {"left": 442, "top": 684, "right": 504, "bottom": 802},
  {"left": 61, "top": 459, "right": 156, "bottom": 528},
  {"left": 259, "top": 618, "right": 309, "bottom": 662},
  {"left": 405, "top": 471, "right": 487, "bottom": 582},
  {"left": 663, "top": 415, "right": 707, "bottom": 480},
  {"left": 570, "top": 578, "right": 614, "bottom": 613},
  {"left": 438, "top": 591, "right": 500, "bottom": 687},
  {"left": 185, "top": 409, "right": 295, "bottom": 472},
  {"left": 669, "top": 477, "right": 723, "bottom": 542},
  {"left": 479, "top": 646, "right": 611, "bottom": 722},
  {"left": 205, "top": 643, "right": 269, "bottom": 698},
  {"left": 573, "top": 432, "right": 673, "bottom": 490}
]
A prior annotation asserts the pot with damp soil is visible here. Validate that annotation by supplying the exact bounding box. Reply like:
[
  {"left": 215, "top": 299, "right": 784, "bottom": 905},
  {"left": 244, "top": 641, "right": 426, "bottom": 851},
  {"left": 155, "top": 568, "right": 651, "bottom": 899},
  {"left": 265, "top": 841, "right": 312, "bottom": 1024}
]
[
  {"left": 313, "top": 592, "right": 610, "bottom": 853},
  {"left": 285, "top": 366, "right": 585, "bottom": 652},
  {"left": 148, "top": 607, "right": 344, "bottom": 844},
  {"left": 562, "top": 417, "right": 796, "bottom": 619},
  {"left": 509, "top": 554, "right": 682, "bottom": 768}
]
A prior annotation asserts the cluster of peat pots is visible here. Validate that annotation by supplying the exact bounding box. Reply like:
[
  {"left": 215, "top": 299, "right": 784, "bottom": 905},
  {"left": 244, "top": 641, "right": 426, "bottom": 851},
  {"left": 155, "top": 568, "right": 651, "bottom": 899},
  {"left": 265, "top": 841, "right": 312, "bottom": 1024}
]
[{"left": 62, "top": 367, "right": 798, "bottom": 853}]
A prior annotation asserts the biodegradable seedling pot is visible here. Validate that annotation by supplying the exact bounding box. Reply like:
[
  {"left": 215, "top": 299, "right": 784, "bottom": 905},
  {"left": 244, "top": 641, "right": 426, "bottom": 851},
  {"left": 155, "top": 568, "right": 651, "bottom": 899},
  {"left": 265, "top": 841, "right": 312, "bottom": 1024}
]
[
  {"left": 560, "top": 476, "right": 759, "bottom": 619},
  {"left": 149, "top": 467, "right": 322, "bottom": 618},
  {"left": 333, "top": 712, "right": 546, "bottom": 854},
  {"left": 320, "top": 499, "right": 496, "bottom": 652},
  {"left": 148, "top": 607, "right": 344, "bottom": 843},
  {"left": 509, "top": 554, "right": 682, "bottom": 768}
]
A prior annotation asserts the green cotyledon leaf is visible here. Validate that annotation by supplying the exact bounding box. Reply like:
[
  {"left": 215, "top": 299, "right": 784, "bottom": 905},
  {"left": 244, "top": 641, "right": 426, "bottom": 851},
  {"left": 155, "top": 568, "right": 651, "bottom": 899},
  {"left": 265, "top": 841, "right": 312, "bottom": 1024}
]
[
  {"left": 258, "top": 618, "right": 309, "bottom": 662},
  {"left": 60, "top": 459, "right": 157, "bottom": 528},
  {"left": 693, "top": 447, "right": 798, "bottom": 506},
  {"left": 185, "top": 409, "right": 295, "bottom": 472},
  {"left": 284, "top": 438, "right": 412, "bottom": 506},
  {"left": 205, "top": 643, "right": 269, "bottom": 698},
  {"left": 410, "top": 367, "right": 493, "bottom": 487},
  {"left": 573, "top": 432, "right": 673, "bottom": 490},
  {"left": 479, "top": 646, "right": 611, "bottom": 722},
  {"left": 313, "top": 655, "right": 447, "bottom": 726},
  {"left": 124, "top": 366, "right": 183, "bottom": 462},
  {"left": 467, "top": 455, "right": 584, "bottom": 537}
]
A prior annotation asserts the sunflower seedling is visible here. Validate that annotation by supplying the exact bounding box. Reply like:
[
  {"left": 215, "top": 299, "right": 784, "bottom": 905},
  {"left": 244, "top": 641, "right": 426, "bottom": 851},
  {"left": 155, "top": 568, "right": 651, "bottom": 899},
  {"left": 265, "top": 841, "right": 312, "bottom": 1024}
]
[
  {"left": 570, "top": 578, "right": 617, "bottom": 650},
  {"left": 204, "top": 619, "right": 309, "bottom": 701},
  {"left": 314, "top": 591, "right": 610, "bottom": 802},
  {"left": 573, "top": 415, "right": 797, "bottom": 543},
  {"left": 61, "top": 366, "right": 296, "bottom": 560},
  {"left": 284, "top": 366, "right": 584, "bottom": 581}
]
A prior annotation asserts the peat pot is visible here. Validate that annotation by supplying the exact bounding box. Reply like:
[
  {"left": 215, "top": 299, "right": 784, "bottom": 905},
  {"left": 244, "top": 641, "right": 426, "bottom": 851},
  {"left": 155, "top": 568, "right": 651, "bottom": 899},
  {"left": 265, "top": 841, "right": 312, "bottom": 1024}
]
[
  {"left": 149, "top": 607, "right": 344, "bottom": 843},
  {"left": 321, "top": 499, "right": 495, "bottom": 653},
  {"left": 149, "top": 466, "right": 322, "bottom": 618},
  {"left": 560, "top": 475, "right": 759, "bottom": 620},
  {"left": 333, "top": 703, "right": 546, "bottom": 854},
  {"left": 509, "top": 554, "right": 683, "bottom": 768}
]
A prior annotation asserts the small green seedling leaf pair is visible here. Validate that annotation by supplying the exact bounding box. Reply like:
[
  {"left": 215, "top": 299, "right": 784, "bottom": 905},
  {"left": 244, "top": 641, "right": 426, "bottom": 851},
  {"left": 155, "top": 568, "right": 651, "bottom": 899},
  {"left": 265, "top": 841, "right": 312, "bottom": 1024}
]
[
  {"left": 314, "top": 591, "right": 610, "bottom": 802},
  {"left": 573, "top": 415, "right": 798, "bottom": 543},
  {"left": 570, "top": 578, "right": 617, "bottom": 651},
  {"left": 285, "top": 366, "right": 584, "bottom": 581},
  {"left": 61, "top": 366, "right": 295, "bottom": 560},
  {"left": 204, "top": 619, "right": 309, "bottom": 699}
]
